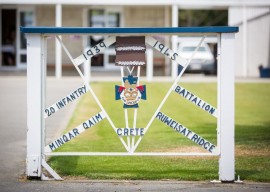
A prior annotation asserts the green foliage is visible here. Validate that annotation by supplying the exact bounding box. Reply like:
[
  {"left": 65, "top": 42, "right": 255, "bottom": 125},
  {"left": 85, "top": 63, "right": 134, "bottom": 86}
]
[
  {"left": 49, "top": 82, "right": 270, "bottom": 181},
  {"left": 179, "top": 10, "right": 228, "bottom": 27}
]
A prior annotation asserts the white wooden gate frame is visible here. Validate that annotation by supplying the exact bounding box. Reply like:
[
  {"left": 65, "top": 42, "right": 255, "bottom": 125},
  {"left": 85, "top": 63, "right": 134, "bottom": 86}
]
[{"left": 21, "top": 27, "right": 238, "bottom": 182}]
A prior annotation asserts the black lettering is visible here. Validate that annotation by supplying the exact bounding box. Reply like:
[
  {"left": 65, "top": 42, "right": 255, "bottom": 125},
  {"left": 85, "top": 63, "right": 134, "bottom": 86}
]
[
  {"left": 209, "top": 107, "right": 215, "bottom": 115},
  {"left": 186, "top": 130, "right": 192, "bottom": 137},
  {"left": 164, "top": 117, "right": 172, "bottom": 126},
  {"left": 156, "top": 112, "right": 163, "bottom": 119},
  {"left": 45, "top": 109, "right": 51, "bottom": 117},
  {"left": 62, "top": 135, "right": 69, "bottom": 142},
  {"left": 189, "top": 94, "right": 194, "bottom": 100},
  {"left": 70, "top": 93, "right": 76, "bottom": 100},
  {"left": 153, "top": 41, "right": 158, "bottom": 48},
  {"left": 204, "top": 142, "right": 210, "bottom": 150},
  {"left": 99, "top": 42, "right": 106, "bottom": 48},
  {"left": 158, "top": 43, "right": 165, "bottom": 52},
  {"left": 174, "top": 122, "right": 178, "bottom": 129},
  {"left": 197, "top": 100, "right": 202, "bottom": 107},
  {"left": 202, "top": 102, "right": 206, "bottom": 108},
  {"left": 196, "top": 136, "right": 201, "bottom": 144},
  {"left": 134, "top": 128, "right": 140, "bottom": 135},
  {"left": 66, "top": 96, "right": 72, "bottom": 103},
  {"left": 198, "top": 138, "right": 205, "bottom": 146},
  {"left": 164, "top": 48, "right": 170, "bottom": 56},
  {"left": 50, "top": 107, "right": 55, "bottom": 114},
  {"left": 58, "top": 101, "right": 64, "bottom": 108},
  {"left": 73, "top": 128, "right": 79, "bottom": 136},
  {"left": 86, "top": 49, "right": 93, "bottom": 56},
  {"left": 78, "top": 88, "right": 84, "bottom": 95},
  {"left": 83, "top": 122, "right": 89, "bottom": 129},
  {"left": 57, "top": 138, "right": 64, "bottom": 146},
  {"left": 180, "top": 127, "right": 186, "bottom": 135},
  {"left": 55, "top": 141, "right": 60, "bottom": 147},
  {"left": 49, "top": 143, "right": 56, "bottom": 151},
  {"left": 191, "top": 134, "right": 199, "bottom": 142},
  {"left": 175, "top": 124, "right": 181, "bottom": 132},
  {"left": 94, "top": 46, "right": 100, "bottom": 54},
  {"left": 117, "top": 128, "right": 122, "bottom": 136},
  {"left": 205, "top": 105, "right": 210, "bottom": 111},
  {"left": 93, "top": 116, "right": 97, "bottom": 124},
  {"left": 175, "top": 85, "right": 180, "bottom": 93},
  {"left": 95, "top": 113, "right": 103, "bottom": 121},
  {"left": 124, "top": 128, "right": 128, "bottom": 136},
  {"left": 73, "top": 90, "right": 79, "bottom": 97},
  {"left": 171, "top": 53, "right": 178, "bottom": 61},
  {"left": 209, "top": 145, "right": 215, "bottom": 153},
  {"left": 161, "top": 115, "right": 167, "bottom": 122},
  {"left": 170, "top": 120, "right": 176, "bottom": 128},
  {"left": 88, "top": 119, "right": 94, "bottom": 127},
  {"left": 83, "top": 53, "right": 87, "bottom": 60},
  {"left": 140, "top": 128, "right": 144, "bottom": 136},
  {"left": 56, "top": 103, "right": 60, "bottom": 109},
  {"left": 191, "top": 97, "right": 198, "bottom": 104},
  {"left": 45, "top": 107, "right": 55, "bottom": 117},
  {"left": 179, "top": 88, "right": 186, "bottom": 97},
  {"left": 82, "top": 85, "right": 87, "bottom": 93},
  {"left": 185, "top": 91, "right": 190, "bottom": 98},
  {"left": 68, "top": 132, "right": 75, "bottom": 140}
]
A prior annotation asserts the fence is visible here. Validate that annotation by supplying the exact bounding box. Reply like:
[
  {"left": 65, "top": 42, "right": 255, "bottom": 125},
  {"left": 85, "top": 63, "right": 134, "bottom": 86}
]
[{"left": 21, "top": 26, "right": 238, "bottom": 182}]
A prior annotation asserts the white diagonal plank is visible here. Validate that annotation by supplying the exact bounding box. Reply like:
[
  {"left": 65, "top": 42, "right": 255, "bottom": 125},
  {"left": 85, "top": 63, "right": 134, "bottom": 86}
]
[
  {"left": 145, "top": 36, "right": 187, "bottom": 67},
  {"left": 44, "top": 85, "right": 89, "bottom": 118},
  {"left": 156, "top": 112, "right": 216, "bottom": 153},
  {"left": 74, "top": 36, "right": 116, "bottom": 66},
  {"left": 174, "top": 84, "right": 218, "bottom": 118},
  {"left": 45, "top": 112, "right": 106, "bottom": 152}
]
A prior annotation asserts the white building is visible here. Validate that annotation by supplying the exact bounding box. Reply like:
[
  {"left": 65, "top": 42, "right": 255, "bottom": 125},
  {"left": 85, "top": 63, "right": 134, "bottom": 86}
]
[
  {"left": 1, "top": 0, "right": 270, "bottom": 77},
  {"left": 229, "top": 7, "right": 270, "bottom": 77}
]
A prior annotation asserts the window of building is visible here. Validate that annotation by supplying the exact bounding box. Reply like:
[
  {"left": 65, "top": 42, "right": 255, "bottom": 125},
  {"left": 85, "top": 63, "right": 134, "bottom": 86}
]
[
  {"left": 88, "top": 8, "right": 122, "bottom": 69},
  {"left": 18, "top": 9, "right": 34, "bottom": 67}
]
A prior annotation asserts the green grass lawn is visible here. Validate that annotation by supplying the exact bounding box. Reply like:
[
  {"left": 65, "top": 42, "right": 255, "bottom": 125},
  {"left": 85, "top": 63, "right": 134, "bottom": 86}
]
[{"left": 49, "top": 82, "right": 270, "bottom": 182}]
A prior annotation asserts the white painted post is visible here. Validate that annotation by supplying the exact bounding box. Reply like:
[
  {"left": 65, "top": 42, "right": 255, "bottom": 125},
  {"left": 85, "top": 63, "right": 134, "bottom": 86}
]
[
  {"left": 218, "top": 33, "right": 235, "bottom": 182},
  {"left": 55, "top": 4, "right": 62, "bottom": 79},
  {"left": 26, "top": 34, "right": 46, "bottom": 178},
  {"left": 171, "top": 4, "right": 178, "bottom": 79},
  {"left": 146, "top": 49, "right": 153, "bottom": 82}
]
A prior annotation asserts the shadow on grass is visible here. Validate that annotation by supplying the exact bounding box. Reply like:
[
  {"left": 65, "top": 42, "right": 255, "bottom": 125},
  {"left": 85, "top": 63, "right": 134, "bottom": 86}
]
[
  {"left": 236, "top": 169, "right": 270, "bottom": 182},
  {"left": 82, "top": 169, "right": 218, "bottom": 180},
  {"left": 49, "top": 156, "right": 219, "bottom": 180},
  {"left": 235, "top": 123, "right": 270, "bottom": 146}
]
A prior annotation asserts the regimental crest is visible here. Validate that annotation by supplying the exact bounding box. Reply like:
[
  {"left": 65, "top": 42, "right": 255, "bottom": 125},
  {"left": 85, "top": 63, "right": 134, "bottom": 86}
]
[{"left": 115, "top": 75, "right": 146, "bottom": 108}]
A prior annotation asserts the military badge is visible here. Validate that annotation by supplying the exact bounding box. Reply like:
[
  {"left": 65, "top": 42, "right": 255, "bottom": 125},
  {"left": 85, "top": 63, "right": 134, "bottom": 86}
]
[{"left": 115, "top": 75, "right": 146, "bottom": 108}]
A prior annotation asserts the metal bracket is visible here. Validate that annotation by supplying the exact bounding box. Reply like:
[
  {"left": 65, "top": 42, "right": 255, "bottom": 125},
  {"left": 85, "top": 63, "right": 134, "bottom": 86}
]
[{"left": 41, "top": 159, "right": 63, "bottom": 181}]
